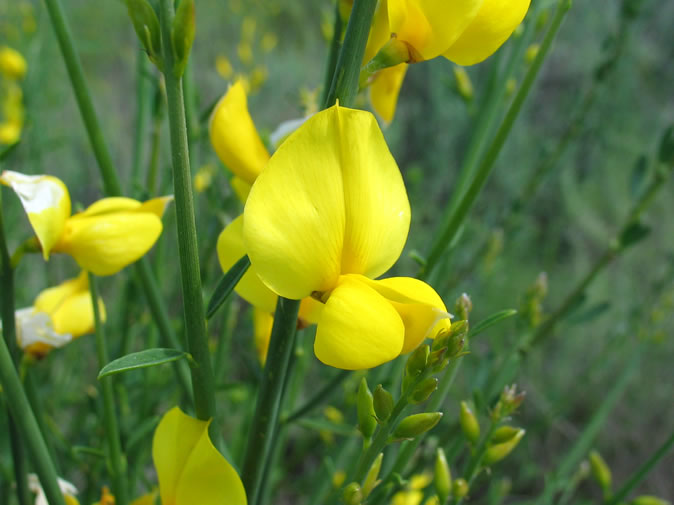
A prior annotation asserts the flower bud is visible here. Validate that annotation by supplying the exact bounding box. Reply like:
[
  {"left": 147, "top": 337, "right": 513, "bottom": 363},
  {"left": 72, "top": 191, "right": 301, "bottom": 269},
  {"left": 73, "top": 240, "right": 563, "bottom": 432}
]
[
  {"left": 483, "top": 429, "right": 525, "bottom": 465},
  {"left": 362, "top": 453, "right": 383, "bottom": 498},
  {"left": 373, "top": 385, "right": 394, "bottom": 423},
  {"left": 435, "top": 448, "right": 452, "bottom": 504},
  {"left": 491, "top": 426, "right": 520, "bottom": 444},
  {"left": 124, "top": 0, "right": 161, "bottom": 68},
  {"left": 525, "top": 44, "right": 540, "bottom": 64},
  {"left": 393, "top": 412, "right": 443, "bottom": 439},
  {"left": 171, "top": 0, "right": 195, "bottom": 77},
  {"left": 357, "top": 378, "right": 377, "bottom": 438},
  {"left": 453, "top": 66, "right": 474, "bottom": 102},
  {"left": 452, "top": 478, "right": 469, "bottom": 499},
  {"left": 343, "top": 482, "right": 362, "bottom": 505},
  {"left": 460, "top": 402, "right": 480, "bottom": 444},
  {"left": 410, "top": 377, "right": 438, "bottom": 405},
  {"left": 630, "top": 496, "right": 670, "bottom": 505},
  {"left": 0, "top": 46, "right": 27, "bottom": 80},
  {"left": 406, "top": 344, "right": 430, "bottom": 379},
  {"left": 454, "top": 294, "right": 472, "bottom": 321},
  {"left": 589, "top": 450, "right": 612, "bottom": 495}
]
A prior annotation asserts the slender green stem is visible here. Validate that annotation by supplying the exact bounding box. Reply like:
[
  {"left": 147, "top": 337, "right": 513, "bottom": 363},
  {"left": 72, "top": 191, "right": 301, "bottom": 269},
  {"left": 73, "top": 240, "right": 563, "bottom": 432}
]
[
  {"left": 448, "top": 423, "right": 499, "bottom": 505},
  {"left": 324, "top": 0, "right": 377, "bottom": 108},
  {"left": 320, "top": 0, "right": 344, "bottom": 106},
  {"left": 0, "top": 199, "right": 65, "bottom": 505},
  {"left": 241, "top": 298, "right": 301, "bottom": 505},
  {"left": 147, "top": 86, "right": 165, "bottom": 195},
  {"left": 422, "top": 0, "right": 572, "bottom": 279},
  {"left": 42, "top": 0, "right": 123, "bottom": 196},
  {"left": 605, "top": 429, "right": 674, "bottom": 505},
  {"left": 158, "top": 0, "right": 217, "bottom": 426},
  {"left": 24, "top": 370, "right": 60, "bottom": 472},
  {"left": 131, "top": 51, "right": 152, "bottom": 196},
  {"left": 282, "top": 370, "right": 351, "bottom": 425},
  {"left": 89, "top": 274, "right": 129, "bottom": 505}
]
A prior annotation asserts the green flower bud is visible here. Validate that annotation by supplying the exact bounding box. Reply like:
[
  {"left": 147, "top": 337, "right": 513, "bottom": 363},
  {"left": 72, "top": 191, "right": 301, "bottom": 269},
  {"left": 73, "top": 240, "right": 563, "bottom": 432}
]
[
  {"left": 362, "top": 453, "right": 383, "bottom": 498},
  {"left": 452, "top": 478, "right": 469, "bottom": 499},
  {"left": 393, "top": 412, "right": 443, "bottom": 439},
  {"left": 435, "top": 448, "right": 452, "bottom": 504},
  {"left": 373, "top": 385, "right": 394, "bottom": 423},
  {"left": 483, "top": 429, "right": 525, "bottom": 465},
  {"left": 453, "top": 66, "right": 474, "bottom": 102},
  {"left": 459, "top": 402, "right": 480, "bottom": 444},
  {"left": 357, "top": 378, "right": 377, "bottom": 438},
  {"left": 410, "top": 377, "right": 438, "bottom": 404},
  {"left": 454, "top": 293, "right": 472, "bottom": 320},
  {"left": 171, "top": 0, "right": 195, "bottom": 77},
  {"left": 491, "top": 426, "right": 520, "bottom": 444},
  {"left": 124, "top": 0, "right": 162, "bottom": 68},
  {"left": 343, "top": 482, "right": 363, "bottom": 505},
  {"left": 589, "top": 450, "right": 612, "bottom": 495},
  {"left": 406, "top": 345, "right": 430, "bottom": 378},
  {"left": 630, "top": 495, "right": 671, "bottom": 505}
]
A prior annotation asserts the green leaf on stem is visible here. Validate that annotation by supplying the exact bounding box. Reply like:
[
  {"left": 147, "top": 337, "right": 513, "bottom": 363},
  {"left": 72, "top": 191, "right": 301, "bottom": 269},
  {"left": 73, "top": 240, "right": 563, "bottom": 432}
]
[
  {"left": 206, "top": 255, "right": 251, "bottom": 319},
  {"left": 98, "top": 348, "right": 189, "bottom": 379},
  {"left": 467, "top": 309, "right": 517, "bottom": 338}
]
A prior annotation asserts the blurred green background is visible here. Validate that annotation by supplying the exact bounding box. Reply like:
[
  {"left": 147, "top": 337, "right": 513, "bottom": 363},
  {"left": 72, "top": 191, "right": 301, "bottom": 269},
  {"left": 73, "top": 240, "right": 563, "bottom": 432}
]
[{"left": 1, "top": 0, "right": 672, "bottom": 503}]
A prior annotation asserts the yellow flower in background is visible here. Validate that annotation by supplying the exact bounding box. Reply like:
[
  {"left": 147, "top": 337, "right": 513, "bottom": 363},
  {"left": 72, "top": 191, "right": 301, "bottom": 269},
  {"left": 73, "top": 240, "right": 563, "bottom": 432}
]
[
  {"left": 12, "top": 271, "right": 105, "bottom": 358},
  {"left": 390, "top": 473, "right": 436, "bottom": 505},
  {"left": 260, "top": 32, "right": 278, "bottom": 53},
  {"left": 0, "top": 170, "right": 172, "bottom": 275},
  {"left": 153, "top": 407, "right": 247, "bottom": 505},
  {"left": 369, "top": 63, "right": 409, "bottom": 124},
  {"left": 0, "top": 46, "right": 27, "bottom": 80},
  {"left": 215, "top": 55, "right": 234, "bottom": 79},
  {"left": 28, "top": 474, "right": 80, "bottom": 505},
  {"left": 243, "top": 104, "right": 450, "bottom": 370},
  {"left": 1, "top": 81, "right": 26, "bottom": 145},
  {"left": 194, "top": 164, "right": 215, "bottom": 193}
]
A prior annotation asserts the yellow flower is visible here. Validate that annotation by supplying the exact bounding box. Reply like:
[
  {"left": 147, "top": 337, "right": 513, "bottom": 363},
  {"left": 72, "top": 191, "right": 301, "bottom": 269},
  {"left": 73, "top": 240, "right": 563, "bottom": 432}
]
[
  {"left": 215, "top": 55, "right": 234, "bottom": 79},
  {"left": 153, "top": 407, "right": 247, "bottom": 505},
  {"left": 0, "top": 46, "right": 27, "bottom": 80},
  {"left": 12, "top": 271, "right": 105, "bottom": 358},
  {"left": 368, "top": 63, "right": 409, "bottom": 124},
  {"left": 0, "top": 170, "right": 172, "bottom": 276},
  {"left": 0, "top": 119, "right": 23, "bottom": 145},
  {"left": 28, "top": 473, "right": 80, "bottom": 505},
  {"left": 243, "top": 104, "right": 449, "bottom": 370}
]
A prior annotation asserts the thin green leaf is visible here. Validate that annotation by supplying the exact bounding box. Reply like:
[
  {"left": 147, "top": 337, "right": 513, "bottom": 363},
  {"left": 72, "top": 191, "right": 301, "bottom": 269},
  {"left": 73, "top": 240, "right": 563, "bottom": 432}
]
[
  {"left": 297, "top": 418, "right": 359, "bottom": 437},
  {"left": 568, "top": 301, "right": 611, "bottom": 324},
  {"left": 97, "top": 348, "right": 188, "bottom": 379},
  {"left": 468, "top": 309, "right": 518, "bottom": 338},
  {"left": 206, "top": 255, "right": 251, "bottom": 319}
]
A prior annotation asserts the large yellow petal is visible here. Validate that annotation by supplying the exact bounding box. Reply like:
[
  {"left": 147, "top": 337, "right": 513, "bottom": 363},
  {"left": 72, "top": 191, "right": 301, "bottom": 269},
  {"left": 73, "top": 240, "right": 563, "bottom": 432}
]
[
  {"left": 363, "top": 0, "right": 392, "bottom": 64},
  {"left": 387, "top": 0, "right": 484, "bottom": 60},
  {"left": 0, "top": 170, "right": 71, "bottom": 259},
  {"left": 209, "top": 81, "right": 270, "bottom": 185},
  {"left": 217, "top": 216, "right": 278, "bottom": 313},
  {"left": 53, "top": 212, "right": 162, "bottom": 276},
  {"left": 444, "top": 0, "right": 531, "bottom": 66},
  {"left": 81, "top": 197, "right": 141, "bottom": 216},
  {"left": 33, "top": 271, "right": 88, "bottom": 313},
  {"left": 243, "top": 104, "right": 409, "bottom": 300},
  {"left": 358, "top": 275, "right": 450, "bottom": 354},
  {"left": 314, "top": 275, "right": 404, "bottom": 370},
  {"left": 369, "top": 63, "right": 409, "bottom": 124},
  {"left": 153, "top": 407, "right": 247, "bottom": 505}
]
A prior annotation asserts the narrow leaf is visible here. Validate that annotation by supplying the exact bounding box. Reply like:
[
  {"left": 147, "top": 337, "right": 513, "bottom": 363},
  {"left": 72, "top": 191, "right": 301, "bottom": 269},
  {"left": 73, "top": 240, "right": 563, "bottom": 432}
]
[
  {"left": 206, "top": 255, "right": 251, "bottom": 319},
  {"left": 468, "top": 309, "right": 518, "bottom": 338},
  {"left": 568, "top": 301, "right": 611, "bottom": 324},
  {"left": 619, "top": 221, "right": 651, "bottom": 249},
  {"left": 98, "top": 348, "right": 188, "bottom": 379}
]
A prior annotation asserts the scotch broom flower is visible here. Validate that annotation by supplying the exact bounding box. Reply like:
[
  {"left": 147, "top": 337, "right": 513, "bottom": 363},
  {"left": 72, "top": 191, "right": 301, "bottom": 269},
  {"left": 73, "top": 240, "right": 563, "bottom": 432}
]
[
  {"left": 0, "top": 45, "right": 27, "bottom": 80},
  {"left": 13, "top": 271, "right": 104, "bottom": 358},
  {"left": 0, "top": 170, "right": 172, "bottom": 275},
  {"left": 243, "top": 104, "right": 450, "bottom": 370},
  {"left": 153, "top": 407, "right": 247, "bottom": 505}
]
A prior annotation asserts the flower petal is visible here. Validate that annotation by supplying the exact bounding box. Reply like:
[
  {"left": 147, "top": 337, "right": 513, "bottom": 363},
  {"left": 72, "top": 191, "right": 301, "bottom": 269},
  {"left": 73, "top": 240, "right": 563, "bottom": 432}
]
[
  {"left": 14, "top": 308, "right": 73, "bottom": 357},
  {"left": 209, "top": 81, "right": 270, "bottom": 185},
  {"left": 217, "top": 215, "right": 278, "bottom": 313},
  {"left": 81, "top": 197, "right": 142, "bottom": 216},
  {"left": 369, "top": 63, "right": 409, "bottom": 124},
  {"left": 444, "top": 0, "right": 531, "bottom": 66},
  {"left": 253, "top": 308, "right": 274, "bottom": 364},
  {"left": 387, "top": 0, "right": 484, "bottom": 60},
  {"left": 136, "top": 195, "right": 174, "bottom": 218},
  {"left": 243, "top": 104, "right": 409, "bottom": 299},
  {"left": 53, "top": 212, "right": 162, "bottom": 276},
  {"left": 153, "top": 407, "right": 247, "bottom": 505},
  {"left": 314, "top": 275, "right": 404, "bottom": 370},
  {"left": 358, "top": 275, "right": 450, "bottom": 354},
  {"left": 363, "top": 0, "right": 392, "bottom": 64},
  {"left": 230, "top": 176, "right": 252, "bottom": 203},
  {"left": 0, "top": 170, "right": 71, "bottom": 259}
]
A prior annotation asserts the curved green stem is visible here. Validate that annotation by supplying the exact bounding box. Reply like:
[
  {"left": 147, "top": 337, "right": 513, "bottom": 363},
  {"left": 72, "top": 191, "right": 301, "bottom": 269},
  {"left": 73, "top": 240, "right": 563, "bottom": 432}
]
[
  {"left": 282, "top": 370, "right": 351, "bottom": 425},
  {"left": 241, "top": 298, "right": 301, "bottom": 505},
  {"left": 89, "top": 274, "right": 128, "bottom": 505},
  {"left": 158, "top": 0, "right": 217, "bottom": 426}
]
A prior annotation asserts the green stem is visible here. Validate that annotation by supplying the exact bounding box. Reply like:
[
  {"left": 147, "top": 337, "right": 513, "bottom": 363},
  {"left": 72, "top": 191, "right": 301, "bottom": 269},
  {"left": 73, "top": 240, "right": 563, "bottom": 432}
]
[
  {"left": 89, "top": 274, "right": 128, "bottom": 505},
  {"left": 147, "top": 86, "right": 165, "bottom": 195},
  {"left": 324, "top": 0, "right": 377, "bottom": 108},
  {"left": 241, "top": 298, "right": 301, "bottom": 505},
  {"left": 0, "top": 199, "right": 65, "bottom": 505},
  {"left": 282, "top": 370, "right": 351, "bottom": 425},
  {"left": 158, "top": 0, "right": 217, "bottom": 427},
  {"left": 320, "top": 0, "right": 344, "bottom": 106},
  {"left": 422, "top": 0, "right": 572, "bottom": 279},
  {"left": 605, "top": 429, "right": 674, "bottom": 505},
  {"left": 131, "top": 51, "right": 152, "bottom": 196}
]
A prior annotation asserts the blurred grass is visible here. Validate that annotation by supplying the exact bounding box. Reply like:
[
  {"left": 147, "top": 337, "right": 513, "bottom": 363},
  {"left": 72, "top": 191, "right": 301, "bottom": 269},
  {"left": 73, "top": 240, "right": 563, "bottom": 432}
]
[{"left": 1, "top": 0, "right": 673, "bottom": 503}]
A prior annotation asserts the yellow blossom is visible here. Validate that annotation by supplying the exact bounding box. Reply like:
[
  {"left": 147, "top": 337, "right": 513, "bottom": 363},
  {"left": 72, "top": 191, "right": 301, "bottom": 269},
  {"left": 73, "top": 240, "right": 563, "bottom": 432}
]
[
  {"left": 237, "top": 41, "right": 253, "bottom": 66},
  {"left": 194, "top": 164, "right": 215, "bottom": 193},
  {"left": 260, "top": 32, "right": 278, "bottom": 53},
  {"left": 0, "top": 170, "right": 172, "bottom": 275},
  {"left": 0, "top": 119, "right": 22, "bottom": 144},
  {"left": 0, "top": 45, "right": 27, "bottom": 80},
  {"left": 243, "top": 104, "right": 450, "bottom": 369},
  {"left": 215, "top": 55, "right": 234, "bottom": 79},
  {"left": 153, "top": 407, "right": 247, "bottom": 505}
]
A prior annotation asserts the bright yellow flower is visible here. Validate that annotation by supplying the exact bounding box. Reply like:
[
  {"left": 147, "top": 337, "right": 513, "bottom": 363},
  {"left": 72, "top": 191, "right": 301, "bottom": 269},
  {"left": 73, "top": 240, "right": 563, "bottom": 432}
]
[
  {"left": 243, "top": 104, "right": 449, "bottom": 370},
  {"left": 368, "top": 63, "right": 409, "bottom": 124},
  {"left": 0, "top": 119, "right": 22, "bottom": 144},
  {"left": 1, "top": 170, "right": 172, "bottom": 276},
  {"left": 209, "top": 81, "right": 269, "bottom": 186},
  {"left": 0, "top": 46, "right": 27, "bottom": 80},
  {"left": 153, "top": 407, "right": 247, "bottom": 505}
]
